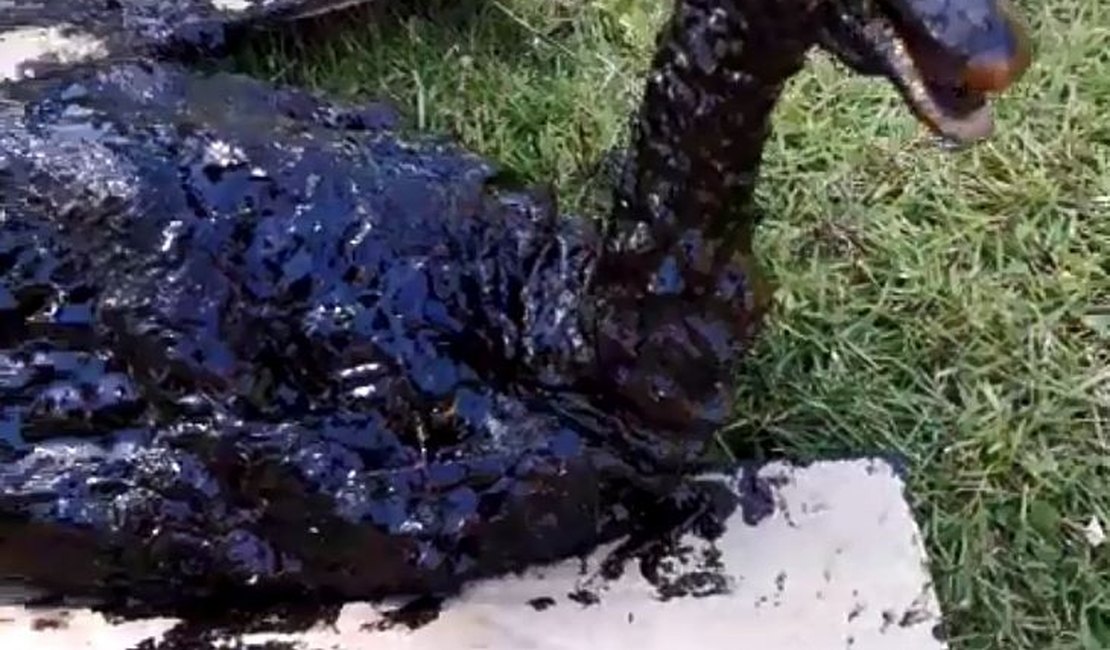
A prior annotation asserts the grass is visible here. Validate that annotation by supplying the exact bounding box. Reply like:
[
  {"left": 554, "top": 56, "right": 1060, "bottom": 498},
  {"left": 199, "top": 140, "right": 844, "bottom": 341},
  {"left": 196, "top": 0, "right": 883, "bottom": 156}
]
[{"left": 236, "top": 1, "right": 1110, "bottom": 647}]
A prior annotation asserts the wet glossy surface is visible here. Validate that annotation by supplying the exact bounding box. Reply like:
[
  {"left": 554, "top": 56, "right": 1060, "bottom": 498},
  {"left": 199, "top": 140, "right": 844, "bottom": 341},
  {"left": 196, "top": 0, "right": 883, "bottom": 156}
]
[
  {"left": 0, "top": 0, "right": 1029, "bottom": 618},
  {"left": 0, "top": 56, "right": 738, "bottom": 608},
  {"left": 1, "top": 60, "right": 600, "bottom": 605},
  {"left": 890, "top": 0, "right": 1030, "bottom": 68}
]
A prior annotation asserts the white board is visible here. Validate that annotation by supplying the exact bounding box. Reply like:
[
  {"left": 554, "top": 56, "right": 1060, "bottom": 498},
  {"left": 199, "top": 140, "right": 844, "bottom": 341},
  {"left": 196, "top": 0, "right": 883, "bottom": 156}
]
[{"left": 0, "top": 458, "right": 949, "bottom": 650}]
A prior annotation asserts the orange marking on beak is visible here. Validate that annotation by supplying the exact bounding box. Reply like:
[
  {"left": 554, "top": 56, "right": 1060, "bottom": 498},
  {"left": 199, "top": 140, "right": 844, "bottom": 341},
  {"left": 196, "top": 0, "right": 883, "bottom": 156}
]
[{"left": 962, "top": 0, "right": 1033, "bottom": 93}]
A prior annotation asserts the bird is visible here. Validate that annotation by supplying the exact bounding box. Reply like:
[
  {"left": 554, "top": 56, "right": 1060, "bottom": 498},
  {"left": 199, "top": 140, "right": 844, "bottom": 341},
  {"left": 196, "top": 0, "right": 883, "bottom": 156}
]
[{"left": 0, "top": 0, "right": 1030, "bottom": 609}]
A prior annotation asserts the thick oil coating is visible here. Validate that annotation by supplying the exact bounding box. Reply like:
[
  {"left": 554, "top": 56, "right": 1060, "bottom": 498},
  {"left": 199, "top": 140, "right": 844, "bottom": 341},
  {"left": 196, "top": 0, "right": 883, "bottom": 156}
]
[
  {"left": 0, "top": 62, "right": 619, "bottom": 605},
  {"left": 0, "top": 0, "right": 786, "bottom": 603},
  {"left": 886, "top": 0, "right": 1026, "bottom": 63},
  {"left": 0, "top": 0, "right": 1028, "bottom": 610}
]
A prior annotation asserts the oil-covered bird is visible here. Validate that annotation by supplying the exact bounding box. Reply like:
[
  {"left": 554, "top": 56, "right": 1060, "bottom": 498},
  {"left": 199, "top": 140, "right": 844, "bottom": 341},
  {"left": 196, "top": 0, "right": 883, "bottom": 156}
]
[{"left": 0, "top": 0, "right": 1031, "bottom": 609}]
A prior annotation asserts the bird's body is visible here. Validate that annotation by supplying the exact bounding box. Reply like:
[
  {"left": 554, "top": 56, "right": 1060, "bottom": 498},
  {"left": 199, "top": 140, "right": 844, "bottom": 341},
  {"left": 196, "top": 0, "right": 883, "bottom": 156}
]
[{"left": 0, "top": 0, "right": 1031, "bottom": 609}]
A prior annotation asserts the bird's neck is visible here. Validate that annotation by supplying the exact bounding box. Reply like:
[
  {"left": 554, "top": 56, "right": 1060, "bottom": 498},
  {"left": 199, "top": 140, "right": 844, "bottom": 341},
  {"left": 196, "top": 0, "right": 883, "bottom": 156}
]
[
  {"left": 608, "top": 0, "right": 815, "bottom": 270},
  {"left": 586, "top": 0, "right": 818, "bottom": 439}
]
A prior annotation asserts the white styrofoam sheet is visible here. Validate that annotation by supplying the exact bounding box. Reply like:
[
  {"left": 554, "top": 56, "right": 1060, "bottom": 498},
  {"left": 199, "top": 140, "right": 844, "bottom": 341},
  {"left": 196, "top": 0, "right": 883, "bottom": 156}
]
[
  {"left": 0, "top": 26, "right": 109, "bottom": 81},
  {"left": 0, "top": 2, "right": 373, "bottom": 82},
  {"left": 0, "top": 457, "right": 948, "bottom": 649}
]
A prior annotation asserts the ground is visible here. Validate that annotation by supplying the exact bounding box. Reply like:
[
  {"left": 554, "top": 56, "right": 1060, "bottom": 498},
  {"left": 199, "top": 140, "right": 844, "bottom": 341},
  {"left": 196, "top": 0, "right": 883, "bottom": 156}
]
[{"left": 236, "top": 0, "right": 1110, "bottom": 647}]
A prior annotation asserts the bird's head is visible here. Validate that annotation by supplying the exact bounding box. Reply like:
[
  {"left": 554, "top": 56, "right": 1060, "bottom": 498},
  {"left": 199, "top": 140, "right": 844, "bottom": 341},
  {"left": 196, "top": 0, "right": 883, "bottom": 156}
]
[{"left": 815, "top": 0, "right": 1032, "bottom": 143}]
